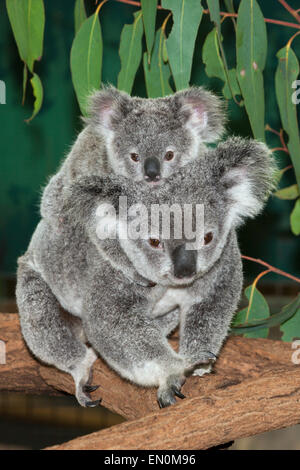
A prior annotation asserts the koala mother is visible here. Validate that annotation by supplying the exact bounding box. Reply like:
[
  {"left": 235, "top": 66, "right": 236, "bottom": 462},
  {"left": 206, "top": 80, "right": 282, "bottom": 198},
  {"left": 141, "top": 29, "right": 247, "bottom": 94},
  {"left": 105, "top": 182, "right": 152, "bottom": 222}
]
[{"left": 16, "top": 138, "right": 275, "bottom": 408}]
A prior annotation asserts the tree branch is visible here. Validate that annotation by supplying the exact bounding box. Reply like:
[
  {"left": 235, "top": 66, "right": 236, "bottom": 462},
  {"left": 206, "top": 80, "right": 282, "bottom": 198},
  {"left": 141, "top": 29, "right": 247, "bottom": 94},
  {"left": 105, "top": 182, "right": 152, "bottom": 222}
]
[
  {"left": 0, "top": 313, "right": 298, "bottom": 421},
  {"left": 114, "top": 0, "right": 300, "bottom": 30},
  {"left": 241, "top": 256, "right": 300, "bottom": 284},
  {"left": 46, "top": 366, "right": 300, "bottom": 450},
  {"left": 278, "top": 0, "right": 300, "bottom": 24}
]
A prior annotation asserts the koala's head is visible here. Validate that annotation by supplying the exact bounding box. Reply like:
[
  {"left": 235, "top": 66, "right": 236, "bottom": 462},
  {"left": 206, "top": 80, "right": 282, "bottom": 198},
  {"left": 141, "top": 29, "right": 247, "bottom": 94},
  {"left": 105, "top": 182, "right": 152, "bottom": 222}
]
[
  {"left": 104, "top": 138, "right": 276, "bottom": 287},
  {"left": 86, "top": 85, "right": 225, "bottom": 184}
]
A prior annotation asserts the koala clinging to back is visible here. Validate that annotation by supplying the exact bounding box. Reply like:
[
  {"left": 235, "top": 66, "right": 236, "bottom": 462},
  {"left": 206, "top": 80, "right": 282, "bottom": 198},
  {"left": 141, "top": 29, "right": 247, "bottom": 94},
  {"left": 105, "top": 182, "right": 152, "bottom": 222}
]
[
  {"left": 16, "top": 137, "right": 275, "bottom": 408},
  {"left": 41, "top": 85, "right": 225, "bottom": 223}
]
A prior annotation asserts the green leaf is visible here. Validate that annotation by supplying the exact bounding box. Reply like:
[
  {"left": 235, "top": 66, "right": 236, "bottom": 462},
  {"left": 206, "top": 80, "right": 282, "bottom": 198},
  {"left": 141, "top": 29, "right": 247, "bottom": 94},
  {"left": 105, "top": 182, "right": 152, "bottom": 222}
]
[
  {"left": 70, "top": 11, "right": 103, "bottom": 115},
  {"left": 74, "top": 0, "right": 87, "bottom": 34},
  {"left": 291, "top": 198, "right": 300, "bottom": 235},
  {"left": 6, "top": 0, "right": 45, "bottom": 73},
  {"left": 162, "top": 0, "right": 203, "bottom": 90},
  {"left": 274, "top": 184, "right": 300, "bottom": 200},
  {"left": 25, "top": 73, "right": 43, "bottom": 122},
  {"left": 117, "top": 11, "right": 144, "bottom": 94},
  {"left": 207, "top": 0, "right": 221, "bottom": 32},
  {"left": 224, "top": 0, "right": 235, "bottom": 13},
  {"left": 275, "top": 45, "right": 300, "bottom": 191},
  {"left": 280, "top": 305, "right": 300, "bottom": 342},
  {"left": 141, "top": 0, "right": 157, "bottom": 61},
  {"left": 231, "top": 295, "right": 300, "bottom": 336},
  {"left": 236, "top": 0, "right": 267, "bottom": 142},
  {"left": 203, "top": 28, "right": 240, "bottom": 100},
  {"left": 232, "top": 285, "right": 270, "bottom": 338},
  {"left": 143, "top": 28, "right": 173, "bottom": 98},
  {"left": 22, "top": 63, "right": 28, "bottom": 105},
  {"left": 162, "top": 38, "right": 168, "bottom": 63}
]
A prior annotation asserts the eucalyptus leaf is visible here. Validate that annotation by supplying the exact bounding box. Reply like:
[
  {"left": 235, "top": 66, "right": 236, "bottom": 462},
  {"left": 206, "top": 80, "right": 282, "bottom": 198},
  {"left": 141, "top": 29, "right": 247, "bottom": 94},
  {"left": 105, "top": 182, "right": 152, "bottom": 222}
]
[
  {"left": 143, "top": 28, "right": 173, "bottom": 98},
  {"left": 236, "top": 0, "right": 267, "bottom": 141},
  {"left": 280, "top": 306, "right": 300, "bottom": 342},
  {"left": 6, "top": 0, "right": 45, "bottom": 73},
  {"left": 207, "top": 0, "right": 221, "bottom": 32},
  {"left": 25, "top": 73, "right": 43, "bottom": 122},
  {"left": 232, "top": 285, "right": 269, "bottom": 338},
  {"left": 274, "top": 184, "right": 299, "bottom": 200},
  {"left": 203, "top": 28, "right": 240, "bottom": 100},
  {"left": 275, "top": 45, "right": 300, "bottom": 191},
  {"left": 291, "top": 198, "right": 300, "bottom": 235},
  {"left": 141, "top": 0, "right": 157, "bottom": 60},
  {"left": 74, "top": 0, "right": 87, "bottom": 34},
  {"left": 70, "top": 11, "right": 103, "bottom": 115},
  {"left": 231, "top": 295, "right": 300, "bottom": 336},
  {"left": 117, "top": 11, "right": 144, "bottom": 94},
  {"left": 162, "top": 0, "right": 203, "bottom": 90},
  {"left": 224, "top": 0, "right": 235, "bottom": 13}
]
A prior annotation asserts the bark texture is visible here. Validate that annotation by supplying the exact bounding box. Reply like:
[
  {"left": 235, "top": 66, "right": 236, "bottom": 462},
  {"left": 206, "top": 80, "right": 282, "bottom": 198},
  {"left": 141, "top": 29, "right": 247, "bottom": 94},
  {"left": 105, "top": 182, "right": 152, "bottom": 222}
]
[{"left": 0, "top": 313, "right": 299, "bottom": 450}]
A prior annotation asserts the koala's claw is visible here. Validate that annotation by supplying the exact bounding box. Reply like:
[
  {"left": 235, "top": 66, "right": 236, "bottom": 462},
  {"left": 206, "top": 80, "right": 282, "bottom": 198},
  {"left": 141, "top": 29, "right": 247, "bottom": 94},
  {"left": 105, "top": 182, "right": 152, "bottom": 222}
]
[
  {"left": 173, "top": 388, "right": 186, "bottom": 399},
  {"left": 157, "top": 374, "right": 186, "bottom": 408},
  {"left": 86, "top": 399, "right": 102, "bottom": 408},
  {"left": 83, "top": 384, "right": 99, "bottom": 393}
]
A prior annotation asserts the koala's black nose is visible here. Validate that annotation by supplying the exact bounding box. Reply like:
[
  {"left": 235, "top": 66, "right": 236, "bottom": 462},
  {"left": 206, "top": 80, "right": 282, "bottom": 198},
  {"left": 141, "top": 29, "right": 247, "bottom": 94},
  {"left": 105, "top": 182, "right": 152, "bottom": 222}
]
[
  {"left": 144, "top": 157, "right": 160, "bottom": 181},
  {"left": 172, "top": 244, "right": 197, "bottom": 279}
]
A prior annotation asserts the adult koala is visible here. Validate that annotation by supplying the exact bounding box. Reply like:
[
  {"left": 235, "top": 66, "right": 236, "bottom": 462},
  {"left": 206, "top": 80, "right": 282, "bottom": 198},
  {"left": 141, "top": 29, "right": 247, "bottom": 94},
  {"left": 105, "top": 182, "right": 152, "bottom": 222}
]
[{"left": 16, "top": 138, "right": 275, "bottom": 408}]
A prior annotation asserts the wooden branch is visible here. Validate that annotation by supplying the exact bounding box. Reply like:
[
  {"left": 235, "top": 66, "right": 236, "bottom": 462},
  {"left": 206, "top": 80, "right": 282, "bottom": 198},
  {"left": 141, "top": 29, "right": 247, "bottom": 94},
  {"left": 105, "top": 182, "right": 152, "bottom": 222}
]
[
  {"left": 0, "top": 313, "right": 298, "bottom": 423},
  {"left": 47, "top": 366, "right": 300, "bottom": 450}
]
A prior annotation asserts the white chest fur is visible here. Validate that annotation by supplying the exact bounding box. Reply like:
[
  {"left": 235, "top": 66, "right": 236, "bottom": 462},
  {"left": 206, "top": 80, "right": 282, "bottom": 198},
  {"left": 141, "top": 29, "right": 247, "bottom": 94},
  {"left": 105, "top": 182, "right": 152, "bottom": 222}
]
[{"left": 150, "top": 287, "right": 197, "bottom": 318}]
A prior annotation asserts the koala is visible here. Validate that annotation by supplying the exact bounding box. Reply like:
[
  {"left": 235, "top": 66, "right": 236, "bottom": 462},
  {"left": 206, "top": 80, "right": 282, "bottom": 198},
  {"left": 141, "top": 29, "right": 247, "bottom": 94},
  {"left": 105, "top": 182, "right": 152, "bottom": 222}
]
[
  {"left": 16, "top": 137, "right": 276, "bottom": 408},
  {"left": 40, "top": 85, "right": 225, "bottom": 223}
]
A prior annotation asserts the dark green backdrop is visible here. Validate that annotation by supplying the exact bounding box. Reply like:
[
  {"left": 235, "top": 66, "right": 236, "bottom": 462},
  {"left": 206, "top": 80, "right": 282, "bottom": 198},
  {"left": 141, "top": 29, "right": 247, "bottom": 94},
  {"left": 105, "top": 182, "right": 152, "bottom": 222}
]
[{"left": 0, "top": 0, "right": 299, "bottom": 295}]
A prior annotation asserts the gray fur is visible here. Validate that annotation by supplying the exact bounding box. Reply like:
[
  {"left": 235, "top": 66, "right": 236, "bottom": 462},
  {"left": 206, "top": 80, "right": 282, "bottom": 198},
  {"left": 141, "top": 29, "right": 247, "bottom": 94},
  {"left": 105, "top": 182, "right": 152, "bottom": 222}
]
[
  {"left": 41, "top": 85, "right": 226, "bottom": 223},
  {"left": 16, "top": 137, "right": 275, "bottom": 407}
]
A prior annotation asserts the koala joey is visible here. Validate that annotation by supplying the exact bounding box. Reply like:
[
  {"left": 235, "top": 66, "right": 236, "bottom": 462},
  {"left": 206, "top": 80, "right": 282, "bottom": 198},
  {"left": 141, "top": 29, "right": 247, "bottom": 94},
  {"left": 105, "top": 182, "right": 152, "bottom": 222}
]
[
  {"left": 40, "top": 85, "right": 225, "bottom": 222},
  {"left": 16, "top": 137, "right": 276, "bottom": 408}
]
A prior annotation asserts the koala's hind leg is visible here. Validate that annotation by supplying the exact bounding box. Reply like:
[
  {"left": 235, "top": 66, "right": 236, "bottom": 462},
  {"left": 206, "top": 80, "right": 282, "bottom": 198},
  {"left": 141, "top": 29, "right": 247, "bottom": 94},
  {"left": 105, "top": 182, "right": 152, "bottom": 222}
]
[{"left": 16, "top": 261, "right": 100, "bottom": 407}]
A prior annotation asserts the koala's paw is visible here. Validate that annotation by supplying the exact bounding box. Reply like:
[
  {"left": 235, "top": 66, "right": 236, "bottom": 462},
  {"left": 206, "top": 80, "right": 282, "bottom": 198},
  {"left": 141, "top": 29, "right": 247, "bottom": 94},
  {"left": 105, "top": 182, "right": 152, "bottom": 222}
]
[
  {"left": 157, "top": 374, "right": 186, "bottom": 408},
  {"left": 76, "top": 380, "right": 101, "bottom": 408},
  {"left": 192, "top": 363, "right": 213, "bottom": 377},
  {"left": 73, "top": 347, "right": 101, "bottom": 408},
  {"left": 185, "top": 350, "right": 217, "bottom": 372}
]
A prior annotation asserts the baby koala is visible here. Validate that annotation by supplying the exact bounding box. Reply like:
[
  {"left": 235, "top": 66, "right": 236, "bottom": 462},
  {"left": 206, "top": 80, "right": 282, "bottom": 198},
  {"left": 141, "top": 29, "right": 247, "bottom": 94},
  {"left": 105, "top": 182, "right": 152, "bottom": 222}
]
[
  {"left": 16, "top": 137, "right": 276, "bottom": 408},
  {"left": 41, "top": 85, "right": 225, "bottom": 222}
]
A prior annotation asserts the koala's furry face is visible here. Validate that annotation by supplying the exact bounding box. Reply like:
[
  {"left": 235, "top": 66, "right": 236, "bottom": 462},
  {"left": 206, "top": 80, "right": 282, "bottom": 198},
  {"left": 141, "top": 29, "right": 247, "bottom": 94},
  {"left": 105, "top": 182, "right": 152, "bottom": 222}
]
[
  {"left": 118, "top": 195, "right": 225, "bottom": 287},
  {"left": 87, "top": 86, "right": 226, "bottom": 184},
  {"left": 102, "top": 137, "right": 275, "bottom": 287},
  {"left": 109, "top": 106, "right": 194, "bottom": 183}
]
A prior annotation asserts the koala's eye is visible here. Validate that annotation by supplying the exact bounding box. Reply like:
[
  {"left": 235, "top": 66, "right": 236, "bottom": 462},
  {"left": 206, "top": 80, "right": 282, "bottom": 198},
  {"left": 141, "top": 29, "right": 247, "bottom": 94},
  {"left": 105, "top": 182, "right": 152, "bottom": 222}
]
[
  {"left": 149, "top": 238, "right": 162, "bottom": 249},
  {"left": 164, "top": 151, "right": 174, "bottom": 161},
  {"left": 204, "top": 232, "right": 213, "bottom": 245},
  {"left": 130, "top": 153, "right": 140, "bottom": 162}
]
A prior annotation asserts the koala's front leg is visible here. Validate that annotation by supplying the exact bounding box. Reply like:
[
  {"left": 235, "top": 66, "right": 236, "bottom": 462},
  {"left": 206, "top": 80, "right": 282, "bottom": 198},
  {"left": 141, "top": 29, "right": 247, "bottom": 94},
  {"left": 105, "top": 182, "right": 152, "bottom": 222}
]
[
  {"left": 82, "top": 283, "right": 186, "bottom": 408},
  {"left": 179, "top": 272, "right": 242, "bottom": 376}
]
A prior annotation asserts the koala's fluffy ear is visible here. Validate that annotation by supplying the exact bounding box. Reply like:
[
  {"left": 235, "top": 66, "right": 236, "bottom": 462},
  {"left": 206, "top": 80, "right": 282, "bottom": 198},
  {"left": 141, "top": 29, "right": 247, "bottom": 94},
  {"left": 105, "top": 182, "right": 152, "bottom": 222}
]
[
  {"left": 86, "top": 85, "right": 132, "bottom": 129},
  {"left": 214, "top": 137, "right": 277, "bottom": 225},
  {"left": 175, "top": 87, "right": 226, "bottom": 142}
]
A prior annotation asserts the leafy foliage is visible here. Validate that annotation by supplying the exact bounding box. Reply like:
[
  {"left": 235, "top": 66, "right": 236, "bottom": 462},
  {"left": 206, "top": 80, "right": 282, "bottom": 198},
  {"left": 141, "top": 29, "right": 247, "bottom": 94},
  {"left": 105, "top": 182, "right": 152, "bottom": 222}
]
[
  {"left": 232, "top": 285, "right": 270, "bottom": 338},
  {"left": 70, "top": 6, "right": 103, "bottom": 115}
]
